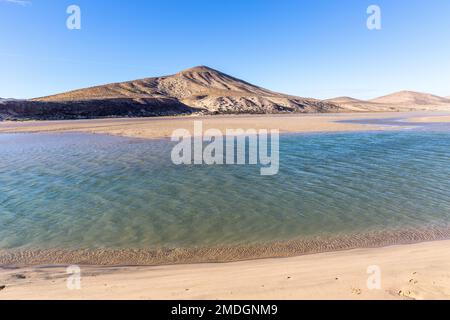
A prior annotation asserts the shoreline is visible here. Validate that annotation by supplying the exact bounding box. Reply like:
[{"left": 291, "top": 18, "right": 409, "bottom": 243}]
[
  {"left": 1, "top": 111, "right": 450, "bottom": 299},
  {"left": 2, "top": 225, "right": 450, "bottom": 268},
  {"left": 2, "top": 111, "right": 446, "bottom": 139},
  {"left": 2, "top": 239, "right": 450, "bottom": 299}
]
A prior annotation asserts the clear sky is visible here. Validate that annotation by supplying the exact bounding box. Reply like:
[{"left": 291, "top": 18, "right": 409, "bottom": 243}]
[{"left": 1, "top": 0, "right": 450, "bottom": 100}]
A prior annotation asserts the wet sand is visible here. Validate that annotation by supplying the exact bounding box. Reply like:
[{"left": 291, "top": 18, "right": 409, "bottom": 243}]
[
  {"left": 2, "top": 226, "right": 450, "bottom": 267},
  {"left": 2, "top": 240, "right": 450, "bottom": 300},
  {"left": 0, "top": 112, "right": 437, "bottom": 139}
]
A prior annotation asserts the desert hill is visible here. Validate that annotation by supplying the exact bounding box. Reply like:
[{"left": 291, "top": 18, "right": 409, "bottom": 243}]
[
  {"left": 0, "top": 66, "right": 341, "bottom": 120},
  {"left": 370, "top": 91, "right": 450, "bottom": 105},
  {"left": 33, "top": 66, "right": 341, "bottom": 115},
  {"left": 2, "top": 68, "right": 450, "bottom": 120},
  {"left": 327, "top": 91, "right": 450, "bottom": 112}
]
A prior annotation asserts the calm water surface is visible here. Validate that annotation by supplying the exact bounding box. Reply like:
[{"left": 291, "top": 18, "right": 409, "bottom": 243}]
[{"left": 1, "top": 128, "right": 450, "bottom": 252}]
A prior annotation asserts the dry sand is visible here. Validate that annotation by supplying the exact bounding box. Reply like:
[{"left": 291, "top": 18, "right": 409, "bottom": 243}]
[
  {"left": 1, "top": 240, "right": 450, "bottom": 300},
  {"left": 408, "top": 115, "right": 450, "bottom": 123},
  {"left": 0, "top": 112, "right": 424, "bottom": 139}
]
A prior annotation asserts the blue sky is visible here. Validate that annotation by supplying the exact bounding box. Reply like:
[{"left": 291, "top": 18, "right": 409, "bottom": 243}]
[{"left": 1, "top": 0, "right": 450, "bottom": 99}]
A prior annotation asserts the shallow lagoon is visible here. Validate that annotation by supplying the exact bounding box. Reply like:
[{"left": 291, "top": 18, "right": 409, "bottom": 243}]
[{"left": 1, "top": 127, "right": 450, "bottom": 257}]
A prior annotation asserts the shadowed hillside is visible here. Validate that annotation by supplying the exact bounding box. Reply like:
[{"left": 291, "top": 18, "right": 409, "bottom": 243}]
[
  {"left": 33, "top": 66, "right": 342, "bottom": 115},
  {"left": 0, "top": 66, "right": 341, "bottom": 120},
  {"left": 3, "top": 68, "right": 450, "bottom": 121}
]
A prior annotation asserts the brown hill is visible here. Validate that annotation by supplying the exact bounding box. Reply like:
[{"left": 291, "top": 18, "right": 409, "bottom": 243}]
[
  {"left": 3, "top": 68, "right": 450, "bottom": 121},
  {"left": 327, "top": 91, "right": 450, "bottom": 112},
  {"left": 369, "top": 91, "right": 450, "bottom": 106},
  {"left": 324, "top": 96, "right": 381, "bottom": 112},
  {"left": 33, "top": 66, "right": 341, "bottom": 115},
  {"left": 325, "top": 96, "right": 366, "bottom": 104},
  {"left": 1, "top": 66, "right": 342, "bottom": 120}
]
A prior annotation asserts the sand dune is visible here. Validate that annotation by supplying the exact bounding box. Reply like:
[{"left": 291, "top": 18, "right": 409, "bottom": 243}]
[
  {"left": 370, "top": 90, "right": 450, "bottom": 105},
  {"left": 328, "top": 91, "right": 450, "bottom": 112}
]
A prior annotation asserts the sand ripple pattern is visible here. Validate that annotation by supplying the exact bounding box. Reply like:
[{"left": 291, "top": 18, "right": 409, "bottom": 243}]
[{"left": 2, "top": 227, "right": 450, "bottom": 266}]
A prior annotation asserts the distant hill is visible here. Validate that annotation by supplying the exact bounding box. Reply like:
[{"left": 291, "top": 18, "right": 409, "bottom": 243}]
[
  {"left": 370, "top": 91, "right": 450, "bottom": 105},
  {"left": 324, "top": 96, "right": 382, "bottom": 112},
  {"left": 0, "top": 66, "right": 341, "bottom": 120},
  {"left": 0, "top": 98, "right": 19, "bottom": 103},
  {"left": 327, "top": 91, "right": 450, "bottom": 112},
  {"left": 2, "top": 68, "right": 450, "bottom": 121},
  {"left": 325, "top": 97, "right": 366, "bottom": 104}
]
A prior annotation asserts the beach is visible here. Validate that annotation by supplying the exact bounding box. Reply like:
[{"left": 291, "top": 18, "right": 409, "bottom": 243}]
[
  {"left": 408, "top": 115, "right": 450, "bottom": 123},
  {"left": 1, "top": 111, "right": 450, "bottom": 300},
  {"left": 0, "top": 112, "right": 425, "bottom": 138},
  {"left": 1, "top": 240, "right": 450, "bottom": 300},
  {"left": 3, "top": 0, "right": 450, "bottom": 305}
]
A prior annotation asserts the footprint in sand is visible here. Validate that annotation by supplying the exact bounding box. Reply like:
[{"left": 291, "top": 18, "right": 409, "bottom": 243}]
[
  {"left": 398, "top": 289, "right": 418, "bottom": 300},
  {"left": 351, "top": 288, "right": 362, "bottom": 295}
]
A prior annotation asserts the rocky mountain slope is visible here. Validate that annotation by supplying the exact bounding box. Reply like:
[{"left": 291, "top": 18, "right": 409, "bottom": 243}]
[
  {"left": 2, "top": 68, "right": 450, "bottom": 121},
  {"left": 0, "top": 66, "right": 341, "bottom": 120},
  {"left": 34, "top": 66, "right": 341, "bottom": 114}
]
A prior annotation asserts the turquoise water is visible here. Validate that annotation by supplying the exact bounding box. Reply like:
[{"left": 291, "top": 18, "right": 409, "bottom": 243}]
[{"left": 1, "top": 130, "right": 450, "bottom": 253}]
